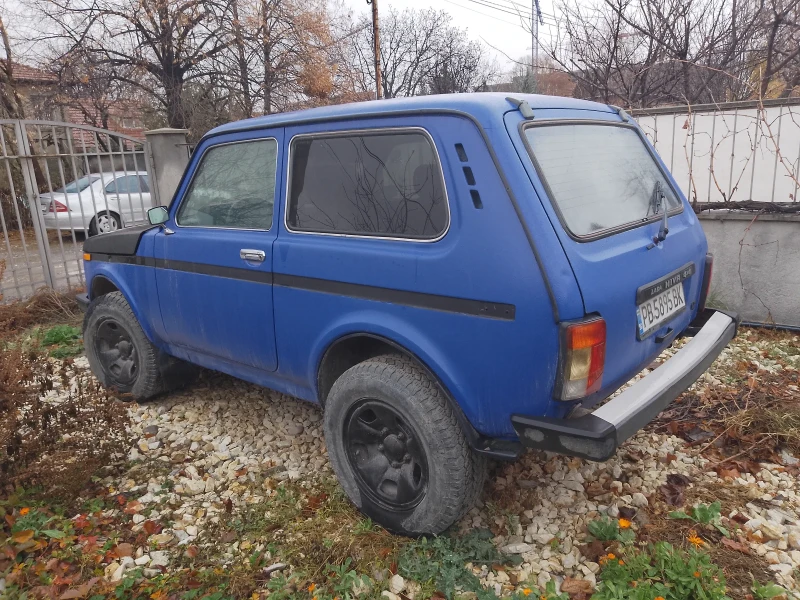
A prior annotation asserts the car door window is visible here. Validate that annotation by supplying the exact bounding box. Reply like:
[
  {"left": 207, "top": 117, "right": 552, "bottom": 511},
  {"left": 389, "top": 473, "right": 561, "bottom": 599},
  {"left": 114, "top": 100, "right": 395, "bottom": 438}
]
[
  {"left": 287, "top": 130, "right": 448, "bottom": 239},
  {"left": 105, "top": 175, "right": 143, "bottom": 194},
  {"left": 139, "top": 175, "right": 150, "bottom": 193},
  {"left": 177, "top": 138, "right": 277, "bottom": 230}
]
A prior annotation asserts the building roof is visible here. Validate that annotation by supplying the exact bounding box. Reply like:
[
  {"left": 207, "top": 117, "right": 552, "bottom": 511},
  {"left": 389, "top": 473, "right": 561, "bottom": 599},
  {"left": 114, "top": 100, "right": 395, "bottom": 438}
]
[
  {"left": 7, "top": 61, "right": 57, "bottom": 84},
  {"left": 207, "top": 92, "right": 614, "bottom": 137}
]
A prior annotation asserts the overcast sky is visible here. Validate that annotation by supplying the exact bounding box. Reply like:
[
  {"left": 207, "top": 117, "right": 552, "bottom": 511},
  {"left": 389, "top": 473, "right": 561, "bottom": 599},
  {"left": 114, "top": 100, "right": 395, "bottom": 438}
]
[
  {"left": 340, "top": 0, "right": 559, "bottom": 68},
  {"left": 2, "top": 0, "right": 560, "bottom": 70}
]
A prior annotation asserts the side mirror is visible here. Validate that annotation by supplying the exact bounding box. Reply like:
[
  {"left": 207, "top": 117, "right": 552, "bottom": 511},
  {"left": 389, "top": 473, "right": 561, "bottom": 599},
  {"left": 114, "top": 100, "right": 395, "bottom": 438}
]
[{"left": 147, "top": 206, "right": 169, "bottom": 225}]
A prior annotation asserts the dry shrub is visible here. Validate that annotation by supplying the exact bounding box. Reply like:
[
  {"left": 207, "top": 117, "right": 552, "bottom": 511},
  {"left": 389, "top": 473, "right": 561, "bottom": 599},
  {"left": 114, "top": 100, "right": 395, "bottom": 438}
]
[
  {"left": 725, "top": 403, "right": 800, "bottom": 455},
  {"left": 0, "top": 287, "right": 82, "bottom": 337},
  {"left": 0, "top": 345, "right": 132, "bottom": 504}
]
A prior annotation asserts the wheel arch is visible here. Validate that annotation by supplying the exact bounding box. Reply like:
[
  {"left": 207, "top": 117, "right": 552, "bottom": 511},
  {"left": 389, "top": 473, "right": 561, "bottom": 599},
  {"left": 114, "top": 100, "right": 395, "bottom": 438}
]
[
  {"left": 316, "top": 332, "right": 485, "bottom": 450},
  {"left": 90, "top": 274, "right": 120, "bottom": 299},
  {"left": 85, "top": 267, "right": 159, "bottom": 344}
]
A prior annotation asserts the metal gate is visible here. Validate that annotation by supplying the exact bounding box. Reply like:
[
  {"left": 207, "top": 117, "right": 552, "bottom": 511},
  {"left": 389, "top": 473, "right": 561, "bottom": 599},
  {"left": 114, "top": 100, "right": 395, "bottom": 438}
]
[{"left": 0, "top": 120, "right": 148, "bottom": 302}]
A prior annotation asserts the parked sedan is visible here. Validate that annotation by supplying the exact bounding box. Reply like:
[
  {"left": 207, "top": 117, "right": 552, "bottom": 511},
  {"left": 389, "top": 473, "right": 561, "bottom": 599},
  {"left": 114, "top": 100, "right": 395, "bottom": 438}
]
[{"left": 40, "top": 171, "right": 152, "bottom": 235}]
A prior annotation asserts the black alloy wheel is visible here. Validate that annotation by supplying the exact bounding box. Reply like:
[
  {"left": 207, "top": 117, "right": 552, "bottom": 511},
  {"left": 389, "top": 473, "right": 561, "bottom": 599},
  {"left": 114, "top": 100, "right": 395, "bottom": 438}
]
[
  {"left": 93, "top": 317, "right": 139, "bottom": 387},
  {"left": 344, "top": 399, "right": 429, "bottom": 509}
]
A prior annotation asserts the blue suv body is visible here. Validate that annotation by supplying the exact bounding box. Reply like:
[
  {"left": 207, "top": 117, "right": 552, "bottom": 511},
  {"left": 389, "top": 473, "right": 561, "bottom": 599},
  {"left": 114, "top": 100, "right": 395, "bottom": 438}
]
[{"left": 80, "top": 93, "right": 737, "bottom": 534}]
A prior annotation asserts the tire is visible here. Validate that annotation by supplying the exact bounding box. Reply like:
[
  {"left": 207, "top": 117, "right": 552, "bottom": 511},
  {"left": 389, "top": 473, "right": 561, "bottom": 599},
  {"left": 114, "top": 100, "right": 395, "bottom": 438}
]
[
  {"left": 83, "top": 291, "right": 165, "bottom": 400},
  {"left": 324, "top": 354, "right": 487, "bottom": 535},
  {"left": 89, "top": 211, "right": 121, "bottom": 236}
]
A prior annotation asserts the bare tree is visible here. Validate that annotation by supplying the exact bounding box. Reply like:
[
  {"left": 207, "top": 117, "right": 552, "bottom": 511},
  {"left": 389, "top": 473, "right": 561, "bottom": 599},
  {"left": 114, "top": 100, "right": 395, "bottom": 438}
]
[
  {"left": 35, "top": 0, "right": 236, "bottom": 128},
  {"left": 346, "top": 7, "right": 496, "bottom": 99},
  {"left": 541, "top": 0, "right": 799, "bottom": 107}
]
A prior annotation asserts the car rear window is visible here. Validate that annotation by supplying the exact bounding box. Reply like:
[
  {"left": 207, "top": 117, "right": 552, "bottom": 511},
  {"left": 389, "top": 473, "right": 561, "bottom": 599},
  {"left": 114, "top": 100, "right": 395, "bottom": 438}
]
[
  {"left": 524, "top": 124, "right": 681, "bottom": 238},
  {"left": 287, "top": 130, "right": 448, "bottom": 240}
]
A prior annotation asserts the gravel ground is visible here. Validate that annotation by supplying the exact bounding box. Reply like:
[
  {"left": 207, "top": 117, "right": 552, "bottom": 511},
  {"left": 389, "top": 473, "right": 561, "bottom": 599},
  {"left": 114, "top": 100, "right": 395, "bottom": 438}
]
[{"left": 48, "top": 330, "right": 800, "bottom": 595}]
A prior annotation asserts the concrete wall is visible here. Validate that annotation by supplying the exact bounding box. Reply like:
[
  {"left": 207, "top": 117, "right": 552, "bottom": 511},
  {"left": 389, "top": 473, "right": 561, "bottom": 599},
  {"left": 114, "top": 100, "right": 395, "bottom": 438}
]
[{"left": 699, "top": 212, "right": 800, "bottom": 327}]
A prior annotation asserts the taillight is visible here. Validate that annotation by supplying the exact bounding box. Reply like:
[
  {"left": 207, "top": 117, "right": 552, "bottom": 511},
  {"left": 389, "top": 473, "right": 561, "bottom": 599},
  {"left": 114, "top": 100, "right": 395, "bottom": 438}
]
[
  {"left": 698, "top": 254, "right": 713, "bottom": 312},
  {"left": 49, "top": 200, "right": 69, "bottom": 213},
  {"left": 556, "top": 317, "right": 606, "bottom": 401}
]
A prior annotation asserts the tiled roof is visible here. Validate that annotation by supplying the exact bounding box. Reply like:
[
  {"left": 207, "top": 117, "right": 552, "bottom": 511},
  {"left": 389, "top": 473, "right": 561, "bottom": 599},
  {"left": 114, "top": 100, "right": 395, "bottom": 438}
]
[
  {"left": 64, "top": 101, "right": 147, "bottom": 143},
  {"left": 6, "top": 61, "right": 57, "bottom": 83}
]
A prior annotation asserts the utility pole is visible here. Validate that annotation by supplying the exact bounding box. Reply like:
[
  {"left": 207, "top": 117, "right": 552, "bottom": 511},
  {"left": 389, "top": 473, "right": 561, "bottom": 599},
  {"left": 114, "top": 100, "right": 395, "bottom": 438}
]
[
  {"left": 367, "top": 0, "right": 382, "bottom": 99},
  {"left": 531, "top": 0, "right": 545, "bottom": 73},
  {"left": 531, "top": 0, "right": 537, "bottom": 75}
]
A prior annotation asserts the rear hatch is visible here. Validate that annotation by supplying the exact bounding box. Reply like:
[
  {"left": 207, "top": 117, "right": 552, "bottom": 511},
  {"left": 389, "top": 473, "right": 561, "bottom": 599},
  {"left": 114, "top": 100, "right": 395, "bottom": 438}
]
[{"left": 505, "top": 109, "right": 708, "bottom": 404}]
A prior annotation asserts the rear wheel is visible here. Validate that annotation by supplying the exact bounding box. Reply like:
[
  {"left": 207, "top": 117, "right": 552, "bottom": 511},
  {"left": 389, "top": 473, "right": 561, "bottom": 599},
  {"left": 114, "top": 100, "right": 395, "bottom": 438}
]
[
  {"left": 323, "top": 354, "right": 486, "bottom": 535},
  {"left": 89, "top": 211, "right": 121, "bottom": 236}
]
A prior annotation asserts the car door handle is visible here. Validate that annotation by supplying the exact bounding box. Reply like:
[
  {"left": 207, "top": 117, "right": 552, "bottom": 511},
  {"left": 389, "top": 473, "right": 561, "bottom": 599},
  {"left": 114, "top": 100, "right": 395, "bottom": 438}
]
[{"left": 240, "top": 249, "right": 266, "bottom": 262}]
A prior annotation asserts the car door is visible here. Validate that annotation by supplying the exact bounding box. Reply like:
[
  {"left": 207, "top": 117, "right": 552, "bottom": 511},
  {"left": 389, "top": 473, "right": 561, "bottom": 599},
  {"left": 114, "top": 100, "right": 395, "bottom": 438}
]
[
  {"left": 105, "top": 174, "right": 149, "bottom": 226},
  {"left": 152, "top": 131, "right": 281, "bottom": 372}
]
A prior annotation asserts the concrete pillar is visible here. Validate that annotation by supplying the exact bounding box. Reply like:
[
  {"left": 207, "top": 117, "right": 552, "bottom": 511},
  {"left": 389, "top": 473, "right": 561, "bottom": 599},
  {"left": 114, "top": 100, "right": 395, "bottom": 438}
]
[{"left": 144, "top": 128, "right": 190, "bottom": 207}]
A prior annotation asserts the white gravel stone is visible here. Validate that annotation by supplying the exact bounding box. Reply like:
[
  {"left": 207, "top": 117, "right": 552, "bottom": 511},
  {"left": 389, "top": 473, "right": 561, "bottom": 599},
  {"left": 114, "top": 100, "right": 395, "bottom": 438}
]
[{"left": 389, "top": 574, "right": 406, "bottom": 594}]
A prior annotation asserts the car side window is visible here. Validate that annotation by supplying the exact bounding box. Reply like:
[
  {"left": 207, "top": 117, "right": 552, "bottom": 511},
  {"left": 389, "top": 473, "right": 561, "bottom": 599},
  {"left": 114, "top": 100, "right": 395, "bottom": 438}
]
[
  {"left": 139, "top": 175, "right": 150, "bottom": 193},
  {"left": 287, "top": 130, "right": 448, "bottom": 240},
  {"left": 177, "top": 138, "right": 277, "bottom": 230},
  {"left": 105, "top": 175, "right": 142, "bottom": 194}
]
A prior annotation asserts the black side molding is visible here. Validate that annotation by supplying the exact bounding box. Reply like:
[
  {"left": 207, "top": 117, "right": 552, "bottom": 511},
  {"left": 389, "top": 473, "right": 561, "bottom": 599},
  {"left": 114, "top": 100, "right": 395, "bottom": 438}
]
[{"left": 83, "top": 224, "right": 158, "bottom": 256}]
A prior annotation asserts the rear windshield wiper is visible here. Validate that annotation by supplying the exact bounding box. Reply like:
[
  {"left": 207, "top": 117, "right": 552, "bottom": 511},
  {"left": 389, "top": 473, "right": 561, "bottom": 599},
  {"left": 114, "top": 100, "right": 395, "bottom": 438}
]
[{"left": 647, "top": 180, "right": 669, "bottom": 249}]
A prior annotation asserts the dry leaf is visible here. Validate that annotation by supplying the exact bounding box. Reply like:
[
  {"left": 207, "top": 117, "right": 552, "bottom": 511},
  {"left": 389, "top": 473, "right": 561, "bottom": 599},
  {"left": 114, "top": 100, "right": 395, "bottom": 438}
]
[
  {"left": 717, "top": 467, "right": 740, "bottom": 479},
  {"left": 11, "top": 529, "right": 35, "bottom": 544},
  {"left": 561, "top": 576, "right": 594, "bottom": 598},
  {"left": 721, "top": 537, "right": 751, "bottom": 554}
]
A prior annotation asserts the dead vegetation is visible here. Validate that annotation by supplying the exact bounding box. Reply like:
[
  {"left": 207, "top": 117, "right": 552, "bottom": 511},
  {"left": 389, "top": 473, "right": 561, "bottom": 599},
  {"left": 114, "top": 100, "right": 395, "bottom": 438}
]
[
  {"left": 0, "top": 287, "right": 82, "bottom": 338},
  {"left": 653, "top": 327, "right": 800, "bottom": 467},
  {"left": 0, "top": 289, "right": 130, "bottom": 506}
]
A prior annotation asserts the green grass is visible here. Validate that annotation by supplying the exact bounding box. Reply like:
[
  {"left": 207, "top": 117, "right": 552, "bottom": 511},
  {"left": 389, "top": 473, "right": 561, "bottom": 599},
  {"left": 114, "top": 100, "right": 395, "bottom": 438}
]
[{"left": 40, "top": 324, "right": 83, "bottom": 357}]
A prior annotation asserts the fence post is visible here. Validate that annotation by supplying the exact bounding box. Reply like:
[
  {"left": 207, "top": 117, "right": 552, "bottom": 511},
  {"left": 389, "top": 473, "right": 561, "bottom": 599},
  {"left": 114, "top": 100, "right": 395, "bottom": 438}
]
[
  {"left": 15, "top": 121, "right": 55, "bottom": 289},
  {"left": 144, "top": 128, "right": 190, "bottom": 208}
]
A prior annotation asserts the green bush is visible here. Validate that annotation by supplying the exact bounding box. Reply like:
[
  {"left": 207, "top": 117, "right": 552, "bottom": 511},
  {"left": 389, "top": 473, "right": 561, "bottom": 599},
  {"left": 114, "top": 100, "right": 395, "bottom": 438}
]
[
  {"left": 587, "top": 516, "right": 635, "bottom": 543},
  {"left": 592, "top": 542, "right": 729, "bottom": 600}
]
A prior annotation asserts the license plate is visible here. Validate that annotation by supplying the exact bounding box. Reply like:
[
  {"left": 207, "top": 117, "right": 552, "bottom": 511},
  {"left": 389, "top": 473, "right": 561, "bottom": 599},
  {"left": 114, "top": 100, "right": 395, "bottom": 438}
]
[{"left": 636, "top": 282, "right": 686, "bottom": 339}]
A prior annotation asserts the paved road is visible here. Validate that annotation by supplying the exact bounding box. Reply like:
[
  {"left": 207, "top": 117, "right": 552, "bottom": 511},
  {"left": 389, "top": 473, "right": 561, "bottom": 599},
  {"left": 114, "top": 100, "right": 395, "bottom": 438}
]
[{"left": 1, "top": 229, "right": 85, "bottom": 302}]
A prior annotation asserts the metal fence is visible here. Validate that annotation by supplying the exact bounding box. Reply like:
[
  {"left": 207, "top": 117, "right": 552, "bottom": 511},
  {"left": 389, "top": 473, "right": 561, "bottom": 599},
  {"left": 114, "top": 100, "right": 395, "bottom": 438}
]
[
  {"left": 631, "top": 98, "right": 800, "bottom": 206},
  {"left": 0, "top": 120, "right": 148, "bottom": 302}
]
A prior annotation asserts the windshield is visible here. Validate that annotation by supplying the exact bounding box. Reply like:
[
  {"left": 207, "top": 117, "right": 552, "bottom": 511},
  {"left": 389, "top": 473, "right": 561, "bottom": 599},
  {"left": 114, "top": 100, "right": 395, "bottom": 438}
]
[
  {"left": 55, "top": 175, "right": 100, "bottom": 194},
  {"left": 523, "top": 124, "right": 681, "bottom": 238}
]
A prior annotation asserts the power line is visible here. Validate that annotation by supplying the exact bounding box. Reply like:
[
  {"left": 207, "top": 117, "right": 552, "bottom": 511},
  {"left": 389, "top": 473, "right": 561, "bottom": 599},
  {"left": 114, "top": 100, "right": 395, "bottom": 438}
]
[{"left": 440, "top": 0, "right": 530, "bottom": 28}]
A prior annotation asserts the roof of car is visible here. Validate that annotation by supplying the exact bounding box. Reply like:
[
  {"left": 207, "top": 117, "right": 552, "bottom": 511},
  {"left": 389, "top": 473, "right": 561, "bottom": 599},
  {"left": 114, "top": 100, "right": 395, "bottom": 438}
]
[{"left": 207, "top": 93, "right": 615, "bottom": 138}]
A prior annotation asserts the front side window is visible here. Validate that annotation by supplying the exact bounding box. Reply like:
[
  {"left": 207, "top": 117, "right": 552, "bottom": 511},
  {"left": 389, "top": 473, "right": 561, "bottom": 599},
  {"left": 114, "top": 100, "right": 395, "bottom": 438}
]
[
  {"left": 177, "top": 138, "right": 278, "bottom": 230},
  {"left": 524, "top": 124, "right": 681, "bottom": 238},
  {"left": 287, "top": 130, "right": 448, "bottom": 239}
]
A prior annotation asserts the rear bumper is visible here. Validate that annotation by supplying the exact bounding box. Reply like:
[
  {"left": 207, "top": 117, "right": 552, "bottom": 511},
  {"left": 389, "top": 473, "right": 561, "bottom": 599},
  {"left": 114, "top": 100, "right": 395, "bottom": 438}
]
[{"left": 511, "top": 309, "right": 738, "bottom": 461}]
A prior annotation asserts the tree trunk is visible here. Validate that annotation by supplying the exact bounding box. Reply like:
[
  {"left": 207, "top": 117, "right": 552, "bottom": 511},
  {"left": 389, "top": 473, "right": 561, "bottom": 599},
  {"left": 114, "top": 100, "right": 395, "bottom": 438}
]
[
  {"left": 163, "top": 72, "right": 186, "bottom": 129},
  {"left": 232, "top": 0, "right": 253, "bottom": 118},
  {"left": 0, "top": 15, "right": 27, "bottom": 119}
]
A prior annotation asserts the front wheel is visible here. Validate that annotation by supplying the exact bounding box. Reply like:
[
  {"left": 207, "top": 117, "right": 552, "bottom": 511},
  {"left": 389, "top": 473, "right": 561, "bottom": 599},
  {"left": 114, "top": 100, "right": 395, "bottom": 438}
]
[
  {"left": 323, "top": 354, "right": 486, "bottom": 535},
  {"left": 83, "top": 291, "right": 165, "bottom": 400}
]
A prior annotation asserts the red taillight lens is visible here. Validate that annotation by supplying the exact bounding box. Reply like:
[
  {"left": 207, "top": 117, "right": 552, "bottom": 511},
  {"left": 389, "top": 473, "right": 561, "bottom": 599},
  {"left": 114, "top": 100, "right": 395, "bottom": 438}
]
[
  {"left": 49, "top": 200, "right": 69, "bottom": 213},
  {"left": 558, "top": 318, "right": 606, "bottom": 400}
]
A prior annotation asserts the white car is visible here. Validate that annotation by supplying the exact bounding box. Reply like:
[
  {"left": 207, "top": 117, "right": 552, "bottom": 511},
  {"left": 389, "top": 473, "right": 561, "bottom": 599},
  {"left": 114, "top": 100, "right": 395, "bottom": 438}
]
[{"left": 40, "top": 171, "right": 153, "bottom": 235}]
